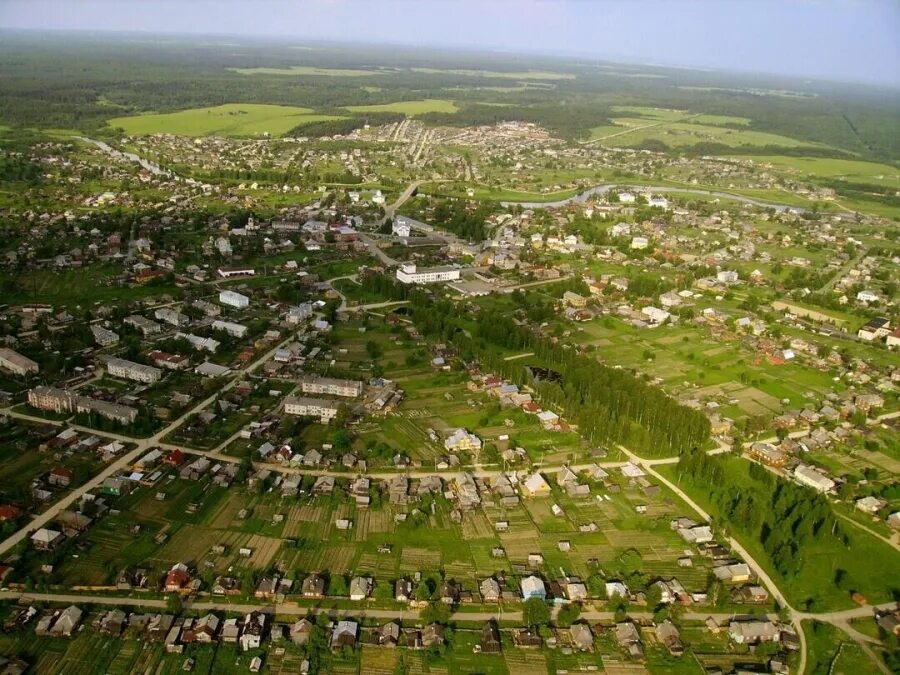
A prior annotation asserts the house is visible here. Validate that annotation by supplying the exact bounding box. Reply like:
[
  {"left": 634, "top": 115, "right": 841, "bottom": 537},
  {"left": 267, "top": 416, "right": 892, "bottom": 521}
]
[
  {"left": 606, "top": 581, "right": 629, "bottom": 599},
  {"left": 520, "top": 575, "right": 546, "bottom": 600},
  {"left": 291, "top": 618, "right": 315, "bottom": 646},
  {"left": 563, "top": 291, "right": 587, "bottom": 308},
  {"left": 656, "top": 620, "right": 683, "bottom": 655},
  {"left": 349, "top": 576, "right": 372, "bottom": 601},
  {"left": 192, "top": 614, "right": 220, "bottom": 643},
  {"left": 48, "top": 467, "right": 74, "bottom": 487},
  {"left": 855, "top": 496, "right": 887, "bottom": 514},
  {"left": 331, "top": 620, "right": 358, "bottom": 649},
  {"left": 392, "top": 221, "right": 411, "bottom": 237},
  {"left": 240, "top": 611, "right": 266, "bottom": 651},
  {"left": 96, "top": 610, "right": 126, "bottom": 636},
  {"left": 729, "top": 620, "right": 779, "bottom": 645},
  {"left": 220, "top": 618, "right": 241, "bottom": 643},
  {"left": 480, "top": 578, "right": 501, "bottom": 603},
  {"left": 48, "top": 605, "right": 83, "bottom": 637},
  {"left": 395, "top": 579, "right": 413, "bottom": 603},
  {"left": 480, "top": 621, "right": 502, "bottom": 653},
  {"left": 444, "top": 428, "right": 482, "bottom": 452},
  {"left": 301, "top": 574, "right": 325, "bottom": 598},
  {"left": 511, "top": 627, "right": 543, "bottom": 648},
  {"left": 164, "top": 563, "right": 191, "bottom": 592},
  {"left": 374, "top": 621, "right": 401, "bottom": 647},
  {"left": 857, "top": 317, "right": 890, "bottom": 341},
  {"left": 614, "top": 621, "right": 644, "bottom": 659},
  {"left": 570, "top": 623, "right": 594, "bottom": 651},
  {"left": 421, "top": 623, "right": 445, "bottom": 647},
  {"left": 522, "top": 472, "right": 551, "bottom": 497},
  {"left": 641, "top": 306, "right": 670, "bottom": 325},
  {"left": 31, "top": 528, "right": 64, "bottom": 551}
]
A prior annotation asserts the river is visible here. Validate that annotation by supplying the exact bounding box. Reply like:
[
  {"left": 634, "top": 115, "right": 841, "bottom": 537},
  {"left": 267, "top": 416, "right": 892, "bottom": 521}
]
[{"left": 499, "top": 184, "right": 814, "bottom": 213}]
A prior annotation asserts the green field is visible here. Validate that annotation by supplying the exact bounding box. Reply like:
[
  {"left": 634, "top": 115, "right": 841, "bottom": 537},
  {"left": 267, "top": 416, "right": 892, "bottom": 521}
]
[
  {"left": 0, "top": 265, "right": 183, "bottom": 307},
  {"left": 410, "top": 67, "right": 575, "bottom": 80},
  {"left": 590, "top": 106, "right": 820, "bottom": 149},
  {"left": 801, "top": 621, "right": 884, "bottom": 675},
  {"left": 108, "top": 103, "right": 345, "bottom": 137},
  {"left": 345, "top": 99, "right": 459, "bottom": 116},
  {"left": 230, "top": 65, "right": 381, "bottom": 77},
  {"left": 657, "top": 458, "right": 900, "bottom": 612},
  {"left": 733, "top": 155, "right": 900, "bottom": 189}
]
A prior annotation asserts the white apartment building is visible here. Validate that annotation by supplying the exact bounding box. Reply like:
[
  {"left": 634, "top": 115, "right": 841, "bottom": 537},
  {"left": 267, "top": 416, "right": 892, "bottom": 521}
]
[
  {"left": 396, "top": 263, "right": 460, "bottom": 285},
  {"left": 219, "top": 290, "right": 250, "bottom": 309},
  {"left": 284, "top": 396, "right": 340, "bottom": 423},
  {"left": 300, "top": 376, "right": 363, "bottom": 398}
]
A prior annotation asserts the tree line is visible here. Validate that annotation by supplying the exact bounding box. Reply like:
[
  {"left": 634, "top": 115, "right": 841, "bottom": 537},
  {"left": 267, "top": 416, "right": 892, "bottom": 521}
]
[{"left": 358, "top": 273, "right": 710, "bottom": 457}]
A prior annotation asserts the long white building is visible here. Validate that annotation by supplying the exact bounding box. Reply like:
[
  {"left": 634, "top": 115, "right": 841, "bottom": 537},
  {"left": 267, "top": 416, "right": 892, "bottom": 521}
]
[
  {"left": 300, "top": 375, "right": 363, "bottom": 398},
  {"left": 0, "top": 348, "right": 39, "bottom": 376},
  {"left": 284, "top": 396, "right": 340, "bottom": 423},
  {"left": 103, "top": 356, "right": 162, "bottom": 383},
  {"left": 794, "top": 464, "right": 836, "bottom": 493},
  {"left": 396, "top": 263, "right": 460, "bottom": 285},
  {"left": 212, "top": 320, "right": 249, "bottom": 338},
  {"left": 219, "top": 290, "right": 250, "bottom": 309}
]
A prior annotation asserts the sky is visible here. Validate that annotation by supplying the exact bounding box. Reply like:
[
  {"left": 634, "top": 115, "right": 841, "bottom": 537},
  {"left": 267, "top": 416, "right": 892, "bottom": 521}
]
[{"left": 1, "top": 0, "right": 898, "bottom": 86}]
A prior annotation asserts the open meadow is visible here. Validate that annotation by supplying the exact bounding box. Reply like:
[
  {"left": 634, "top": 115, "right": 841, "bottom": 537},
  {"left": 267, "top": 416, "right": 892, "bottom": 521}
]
[{"left": 108, "top": 104, "right": 345, "bottom": 137}]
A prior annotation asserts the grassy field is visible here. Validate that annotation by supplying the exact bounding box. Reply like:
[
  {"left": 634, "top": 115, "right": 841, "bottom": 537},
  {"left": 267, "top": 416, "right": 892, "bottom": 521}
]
[
  {"left": 801, "top": 620, "right": 883, "bottom": 675},
  {"left": 0, "top": 265, "right": 183, "bottom": 307},
  {"left": 733, "top": 155, "right": 900, "bottom": 189},
  {"left": 345, "top": 99, "right": 459, "bottom": 116},
  {"left": 590, "top": 106, "right": 821, "bottom": 149},
  {"left": 657, "top": 458, "right": 900, "bottom": 612},
  {"left": 230, "top": 65, "right": 381, "bottom": 77},
  {"left": 108, "top": 103, "right": 345, "bottom": 137},
  {"left": 410, "top": 67, "right": 575, "bottom": 80}
]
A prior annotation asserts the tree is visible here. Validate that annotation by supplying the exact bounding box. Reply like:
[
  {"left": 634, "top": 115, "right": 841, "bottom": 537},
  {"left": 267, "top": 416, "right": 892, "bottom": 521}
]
[
  {"left": 420, "top": 601, "right": 450, "bottom": 625},
  {"left": 556, "top": 602, "right": 581, "bottom": 627},
  {"left": 522, "top": 597, "right": 550, "bottom": 628}
]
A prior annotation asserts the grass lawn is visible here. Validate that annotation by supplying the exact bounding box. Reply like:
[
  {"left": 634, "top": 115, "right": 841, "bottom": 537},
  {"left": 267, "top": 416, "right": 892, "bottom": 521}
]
[
  {"left": 801, "top": 620, "right": 882, "bottom": 675},
  {"left": 345, "top": 99, "right": 459, "bottom": 116},
  {"left": 108, "top": 103, "right": 345, "bottom": 137}
]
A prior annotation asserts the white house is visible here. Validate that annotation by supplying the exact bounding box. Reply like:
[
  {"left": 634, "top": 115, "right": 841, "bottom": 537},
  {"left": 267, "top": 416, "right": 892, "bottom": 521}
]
[
  {"left": 641, "top": 306, "right": 670, "bottom": 325},
  {"left": 520, "top": 575, "right": 546, "bottom": 600},
  {"left": 392, "top": 221, "right": 411, "bottom": 237}
]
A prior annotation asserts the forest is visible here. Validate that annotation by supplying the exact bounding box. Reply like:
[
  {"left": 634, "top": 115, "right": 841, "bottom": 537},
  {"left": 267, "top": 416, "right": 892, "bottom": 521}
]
[
  {"left": 357, "top": 272, "right": 710, "bottom": 456},
  {"left": 1, "top": 31, "right": 898, "bottom": 162}
]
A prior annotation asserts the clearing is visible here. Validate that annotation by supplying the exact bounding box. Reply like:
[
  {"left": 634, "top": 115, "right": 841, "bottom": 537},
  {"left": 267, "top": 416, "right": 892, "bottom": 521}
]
[{"left": 108, "top": 103, "right": 345, "bottom": 137}]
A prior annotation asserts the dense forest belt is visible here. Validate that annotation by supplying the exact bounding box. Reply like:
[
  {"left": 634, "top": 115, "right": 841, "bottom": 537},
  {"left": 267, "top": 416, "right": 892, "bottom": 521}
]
[{"left": 360, "top": 273, "right": 710, "bottom": 457}]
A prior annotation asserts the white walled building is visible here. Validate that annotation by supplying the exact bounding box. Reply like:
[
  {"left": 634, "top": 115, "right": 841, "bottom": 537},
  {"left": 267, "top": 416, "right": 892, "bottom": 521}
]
[
  {"left": 219, "top": 290, "right": 250, "bottom": 309},
  {"left": 396, "top": 263, "right": 460, "bottom": 285}
]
